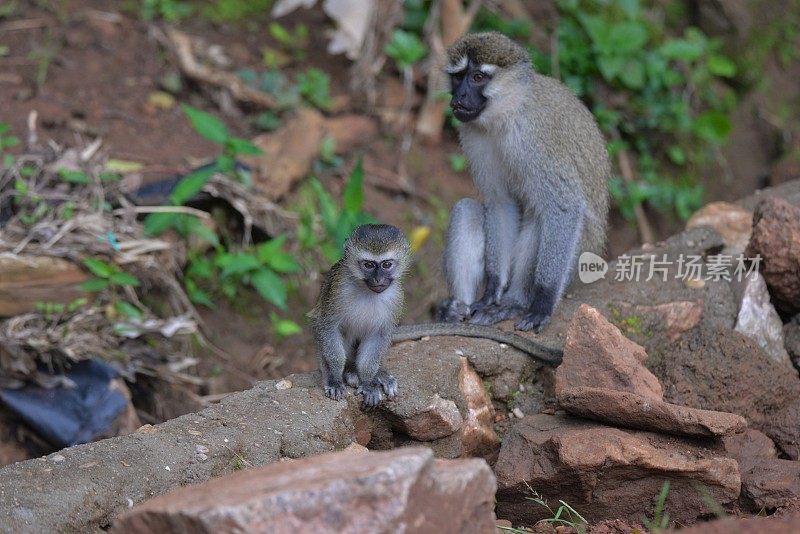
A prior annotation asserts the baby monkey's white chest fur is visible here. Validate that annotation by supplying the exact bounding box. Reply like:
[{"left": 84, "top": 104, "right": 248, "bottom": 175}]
[{"left": 338, "top": 282, "right": 400, "bottom": 342}]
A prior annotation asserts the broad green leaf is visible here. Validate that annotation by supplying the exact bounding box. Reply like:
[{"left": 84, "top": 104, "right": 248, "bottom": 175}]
[
  {"left": 660, "top": 38, "right": 703, "bottom": 61},
  {"left": 188, "top": 219, "right": 220, "bottom": 246},
  {"left": 693, "top": 111, "right": 732, "bottom": 143},
  {"left": 226, "top": 137, "right": 263, "bottom": 156},
  {"left": 170, "top": 165, "right": 216, "bottom": 205},
  {"left": 707, "top": 55, "right": 736, "bottom": 77},
  {"left": 187, "top": 257, "right": 214, "bottom": 279},
  {"left": 219, "top": 253, "right": 261, "bottom": 278},
  {"left": 59, "top": 169, "right": 90, "bottom": 184},
  {"left": 79, "top": 278, "right": 110, "bottom": 292},
  {"left": 110, "top": 271, "right": 141, "bottom": 287},
  {"left": 597, "top": 55, "right": 625, "bottom": 81},
  {"left": 342, "top": 159, "right": 364, "bottom": 214},
  {"left": 182, "top": 104, "right": 229, "bottom": 144},
  {"left": 609, "top": 22, "right": 648, "bottom": 53},
  {"left": 270, "top": 313, "right": 301, "bottom": 337},
  {"left": 83, "top": 258, "right": 114, "bottom": 278},
  {"left": 619, "top": 60, "right": 645, "bottom": 89},
  {"left": 251, "top": 268, "right": 287, "bottom": 309},
  {"left": 617, "top": 0, "right": 641, "bottom": 19},
  {"left": 385, "top": 30, "right": 427, "bottom": 69},
  {"left": 144, "top": 212, "right": 179, "bottom": 236},
  {"left": 309, "top": 178, "right": 338, "bottom": 233},
  {"left": 667, "top": 145, "right": 686, "bottom": 165},
  {"left": 186, "top": 278, "right": 215, "bottom": 308},
  {"left": 115, "top": 301, "right": 143, "bottom": 320}
]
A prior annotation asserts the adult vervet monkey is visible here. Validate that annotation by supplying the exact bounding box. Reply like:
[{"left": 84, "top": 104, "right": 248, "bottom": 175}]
[{"left": 440, "top": 32, "right": 610, "bottom": 332}]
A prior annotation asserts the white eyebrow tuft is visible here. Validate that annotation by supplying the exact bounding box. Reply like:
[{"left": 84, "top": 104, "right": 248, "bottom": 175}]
[
  {"left": 445, "top": 55, "right": 468, "bottom": 74},
  {"left": 479, "top": 64, "right": 498, "bottom": 75}
]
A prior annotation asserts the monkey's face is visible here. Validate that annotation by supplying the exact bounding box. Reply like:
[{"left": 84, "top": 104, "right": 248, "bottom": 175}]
[
  {"left": 356, "top": 257, "right": 398, "bottom": 294},
  {"left": 449, "top": 59, "right": 493, "bottom": 123}
]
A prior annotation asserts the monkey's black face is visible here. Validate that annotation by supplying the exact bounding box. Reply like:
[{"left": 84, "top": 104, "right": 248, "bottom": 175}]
[
  {"left": 359, "top": 259, "right": 396, "bottom": 293},
  {"left": 450, "top": 60, "right": 491, "bottom": 122}
]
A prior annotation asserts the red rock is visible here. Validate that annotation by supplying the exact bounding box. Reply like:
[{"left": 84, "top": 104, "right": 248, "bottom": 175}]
[
  {"left": 396, "top": 394, "right": 463, "bottom": 441},
  {"left": 558, "top": 386, "right": 747, "bottom": 438},
  {"left": 663, "top": 512, "right": 800, "bottom": 534},
  {"left": 687, "top": 201, "right": 753, "bottom": 255},
  {"left": 458, "top": 357, "right": 500, "bottom": 460},
  {"left": 115, "top": 447, "right": 497, "bottom": 534},
  {"left": 614, "top": 300, "right": 704, "bottom": 342},
  {"left": 654, "top": 327, "right": 800, "bottom": 459},
  {"left": 494, "top": 414, "right": 740, "bottom": 524},
  {"left": 744, "top": 197, "right": 800, "bottom": 315},
  {"left": 734, "top": 272, "right": 791, "bottom": 365},
  {"left": 555, "top": 305, "right": 663, "bottom": 400},
  {"left": 724, "top": 429, "right": 800, "bottom": 510}
]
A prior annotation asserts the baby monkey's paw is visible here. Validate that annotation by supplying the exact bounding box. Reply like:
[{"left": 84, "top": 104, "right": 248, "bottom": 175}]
[
  {"left": 356, "top": 382, "right": 383, "bottom": 408},
  {"left": 344, "top": 370, "right": 360, "bottom": 387},
  {"left": 324, "top": 382, "right": 346, "bottom": 401}
]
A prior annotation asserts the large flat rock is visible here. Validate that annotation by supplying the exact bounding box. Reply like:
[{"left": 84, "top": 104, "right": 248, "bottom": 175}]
[{"left": 114, "top": 447, "right": 496, "bottom": 534}]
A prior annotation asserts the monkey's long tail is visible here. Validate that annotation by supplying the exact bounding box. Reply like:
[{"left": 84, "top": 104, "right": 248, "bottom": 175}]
[{"left": 392, "top": 323, "right": 563, "bottom": 366}]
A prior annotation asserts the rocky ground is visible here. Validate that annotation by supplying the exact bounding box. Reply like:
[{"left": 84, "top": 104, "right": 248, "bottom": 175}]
[{"left": 0, "top": 180, "right": 798, "bottom": 533}]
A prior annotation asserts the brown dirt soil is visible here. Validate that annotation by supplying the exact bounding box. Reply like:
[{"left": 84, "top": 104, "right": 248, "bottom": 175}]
[{"left": 1, "top": 1, "right": 797, "bottom": 406}]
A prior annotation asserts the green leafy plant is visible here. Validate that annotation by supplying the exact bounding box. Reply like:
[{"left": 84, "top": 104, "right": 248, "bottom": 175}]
[
  {"left": 269, "top": 22, "right": 309, "bottom": 60},
  {"left": 0, "top": 122, "right": 19, "bottom": 169},
  {"left": 201, "top": 0, "right": 272, "bottom": 22},
  {"left": 143, "top": 105, "right": 261, "bottom": 240},
  {"left": 298, "top": 160, "right": 376, "bottom": 263},
  {"left": 80, "top": 258, "right": 141, "bottom": 293},
  {"left": 642, "top": 481, "right": 671, "bottom": 532},
  {"left": 35, "top": 298, "right": 88, "bottom": 318},
  {"left": 498, "top": 488, "right": 588, "bottom": 534},
  {"left": 385, "top": 29, "right": 428, "bottom": 69},
  {"left": 296, "top": 68, "right": 333, "bottom": 111},
  {"left": 139, "top": 0, "right": 193, "bottom": 21},
  {"left": 448, "top": 153, "right": 467, "bottom": 173},
  {"left": 313, "top": 136, "right": 343, "bottom": 173}
]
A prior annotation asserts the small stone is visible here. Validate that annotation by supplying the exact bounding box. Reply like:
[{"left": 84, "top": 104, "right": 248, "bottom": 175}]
[
  {"left": 51, "top": 455, "right": 65, "bottom": 463},
  {"left": 512, "top": 408, "right": 524, "bottom": 419},
  {"left": 499, "top": 343, "right": 508, "bottom": 349},
  {"left": 275, "top": 379, "right": 292, "bottom": 390},
  {"left": 684, "top": 277, "right": 705, "bottom": 289},
  {"left": 195, "top": 445, "right": 209, "bottom": 454}
]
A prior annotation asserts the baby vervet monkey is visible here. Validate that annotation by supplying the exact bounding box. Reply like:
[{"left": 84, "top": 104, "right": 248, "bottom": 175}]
[
  {"left": 310, "top": 224, "right": 562, "bottom": 407},
  {"left": 441, "top": 32, "right": 611, "bottom": 332}
]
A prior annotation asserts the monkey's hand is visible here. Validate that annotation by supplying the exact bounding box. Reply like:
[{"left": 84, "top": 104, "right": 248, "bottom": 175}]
[
  {"left": 356, "top": 381, "right": 383, "bottom": 408},
  {"left": 435, "top": 298, "right": 471, "bottom": 323}
]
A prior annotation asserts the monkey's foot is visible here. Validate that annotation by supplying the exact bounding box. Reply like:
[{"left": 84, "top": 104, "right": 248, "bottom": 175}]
[
  {"left": 324, "top": 383, "right": 346, "bottom": 401},
  {"left": 356, "top": 382, "right": 383, "bottom": 408},
  {"left": 469, "top": 304, "right": 523, "bottom": 326},
  {"left": 515, "top": 311, "right": 552, "bottom": 332},
  {"left": 435, "top": 298, "right": 471, "bottom": 323},
  {"left": 344, "top": 370, "right": 360, "bottom": 387},
  {"left": 376, "top": 371, "right": 398, "bottom": 399}
]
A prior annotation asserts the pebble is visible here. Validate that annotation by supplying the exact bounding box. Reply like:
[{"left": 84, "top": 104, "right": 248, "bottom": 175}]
[
  {"left": 51, "top": 454, "right": 65, "bottom": 463},
  {"left": 499, "top": 343, "right": 508, "bottom": 349},
  {"left": 685, "top": 277, "right": 705, "bottom": 289},
  {"left": 275, "top": 379, "right": 292, "bottom": 390},
  {"left": 512, "top": 407, "right": 524, "bottom": 419},
  {"left": 455, "top": 349, "right": 464, "bottom": 356}
]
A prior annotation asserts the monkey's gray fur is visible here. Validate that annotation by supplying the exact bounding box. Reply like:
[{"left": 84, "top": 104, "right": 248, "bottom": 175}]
[
  {"left": 442, "top": 31, "right": 610, "bottom": 331},
  {"left": 309, "top": 224, "right": 409, "bottom": 407}
]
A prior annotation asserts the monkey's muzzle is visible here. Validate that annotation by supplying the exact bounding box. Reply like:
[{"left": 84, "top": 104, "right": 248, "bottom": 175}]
[{"left": 366, "top": 281, "right": 390, "bottom": 294}]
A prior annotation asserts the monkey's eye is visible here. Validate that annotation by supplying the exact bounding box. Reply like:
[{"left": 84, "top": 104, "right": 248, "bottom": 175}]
[
  {"left": 362, "top": 261, "right": 376, "bottom": 270},
  {"left": 381, "top": 260, "right": 394, "bottom": 270},
  {"left": 472, "top": 72, "right": 486, "bottom": 83}
]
